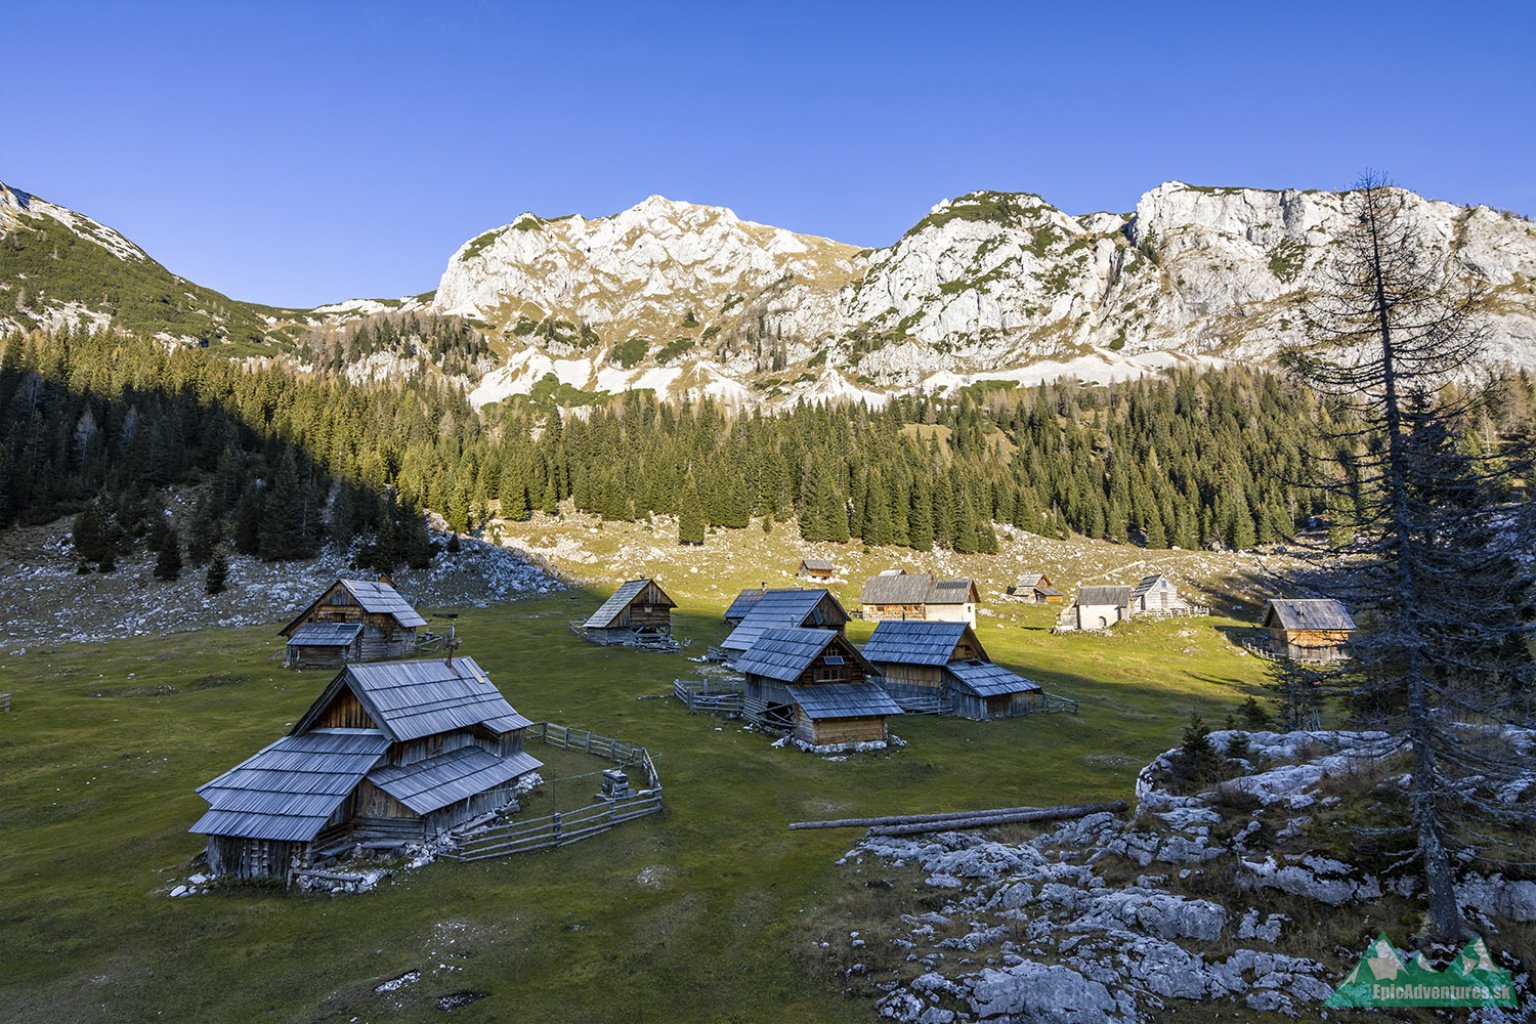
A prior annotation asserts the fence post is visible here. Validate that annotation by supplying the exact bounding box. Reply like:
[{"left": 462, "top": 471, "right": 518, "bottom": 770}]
[{"left": 552, "top": 811, "right": 562, "bottom": 846}]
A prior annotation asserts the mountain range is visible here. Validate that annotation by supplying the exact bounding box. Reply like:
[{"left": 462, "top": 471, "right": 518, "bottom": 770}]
[{"left": 3, "top": 179, "right": 1533, "bottom": 406}]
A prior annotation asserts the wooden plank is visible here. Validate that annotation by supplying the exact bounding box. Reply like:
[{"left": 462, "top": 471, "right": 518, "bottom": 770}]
[
  {"left": 866, "top": 802, "right": 1129, "bottom": 837},
  {"left": 791, "top": 801, "right": 1125, "bottom": 832}
]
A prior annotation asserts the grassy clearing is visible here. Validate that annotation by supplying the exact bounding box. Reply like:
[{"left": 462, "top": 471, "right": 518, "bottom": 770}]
[{"left": 0, "top": 563, "right": 1275, "bottom": 1022}]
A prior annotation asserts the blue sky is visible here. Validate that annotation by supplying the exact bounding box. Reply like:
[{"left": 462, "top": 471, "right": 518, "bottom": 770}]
[{"left": 5, "top": 0, "right": 1532, "bottom": 307}]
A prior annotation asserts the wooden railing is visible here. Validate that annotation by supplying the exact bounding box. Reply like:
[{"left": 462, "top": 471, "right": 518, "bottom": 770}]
[
  {"left": 1036, "top": 692, "right": 1080, "bottom": 715},
  {"left": 672, "top": 678, "right": 745, "bottom": 714},
  {"left": 440, "top": 722, "right": 665, "bottom": 862}
]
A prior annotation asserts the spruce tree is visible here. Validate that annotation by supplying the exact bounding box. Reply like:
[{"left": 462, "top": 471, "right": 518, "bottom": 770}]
[
  {"left": 154, "top": 529, "right": 183, "bottom": 581},
  {"left": 187, "top": 491, "right": 220, "bottom": 566},
  {"left": 678, "top": 472, "right": 705, "bottom": 545},
  {"left": 205, "top": 548, "right": 229, "bottom": 595},
  {"left": 258, "top": 451, "right": 305, "bottom": 560}
]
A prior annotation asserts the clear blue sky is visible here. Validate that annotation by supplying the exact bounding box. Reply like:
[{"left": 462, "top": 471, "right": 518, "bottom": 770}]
[{"left": 5, "top": 0, "right": 1532, "bottom": 308}]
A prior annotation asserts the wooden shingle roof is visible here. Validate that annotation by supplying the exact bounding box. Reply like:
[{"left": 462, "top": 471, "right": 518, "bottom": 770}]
[
  {"left": 785, "top": 682, "right": 903, "bottom": 720},
  {"left": 367, "top": 747, "right": 543, "bottom": 815},
  {"left": 279, "top": 578, "right": 426, "bottom": 635},
  {"left": 859, "top": 572, "right": 977, "bottom": 606},
  {"left": 583, "top": 578, "right": 673, "bottom": 629},
  {"left": 1076, "top": 586, "right": 1132, "bottom": 607},
  {"left": 800, "top": 558, "right": 835, "bottom": 572},
  {"left": 860, "top": 620, "right": 978, "bottom": 667},
  {"left": 1263, "top": 599, "right": 1356, "bottom": 632},
  {"left": 944, "top": 660, "right": 1041, "bottom": 697},
  {"left": 724, "top": 587, "right": 767, "bottom": 622},
  {"left": 287, "top": 622, "right": 362, "bottom": 647},
  {"left": 293, "top": 657, "right": 532, "bottom": 742},
  {"left": 721, "top": 589, "right": 848, "bottom": 652},
  {"left": 1131, "top": 574, "right": 1173, "bottom": 600},
  {"left": 190, "top": 729, "right": 390, "bottom": 842}
]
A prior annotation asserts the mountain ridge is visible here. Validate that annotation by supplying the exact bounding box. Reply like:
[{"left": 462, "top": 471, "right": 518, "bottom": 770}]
[{"left": 3, "top": 179, "right": 1533, "bottom": 405}]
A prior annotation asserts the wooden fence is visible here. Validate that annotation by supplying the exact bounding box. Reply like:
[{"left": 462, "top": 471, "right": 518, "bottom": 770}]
[
  {"left": 672, "top": 678, "right": 745, "bottom": 714},
  {"left": 1036, "top": 691, "right": 1080, "bottom": 715},
  {"left": 0, "top": 692, "right": 10, "bottom": 712},
  {"left": 440, "top": 722, "right": 664, "bottom": 862}
]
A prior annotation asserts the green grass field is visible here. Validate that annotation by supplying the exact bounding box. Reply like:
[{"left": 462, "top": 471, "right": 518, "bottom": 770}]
[{"left": 0, "top": 586, "right": 1274, "bottom": 1023}]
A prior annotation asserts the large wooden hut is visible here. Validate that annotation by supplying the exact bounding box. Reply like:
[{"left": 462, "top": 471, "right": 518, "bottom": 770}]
[
  {"left": 737, "top": 627, "right": 902, "bottom": 751},
  {"left": 279, "top": 577, "right": 427, "bottom": 668},
  {"left": 190, "top": 656, "right": 542, "bottom": 880},
  {"left": 717, "top": 588, "right": 850, "bottom": 661},
  {"left": 579, "top": 578, "right": 677, "bottom": 646},
  {"left": 1056, "top": 585, "right": 1132, "bottom": 632},
  {"left": 1261, "top": 599, "right": 1355, "bottom": 663},
  {"left": 861, "top": 620, "right": 1040, "bottom": 719},
  {"left": 858, "top": 571, "right": 980, "bottom": 626},
  {"left": 1007, "top": 573, "right": 1062, "bottom": 604}
]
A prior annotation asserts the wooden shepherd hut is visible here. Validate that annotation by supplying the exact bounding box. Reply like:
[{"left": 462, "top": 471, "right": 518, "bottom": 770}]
[
  {"left": 190, "top": 656, "right": 542, "bottom": 880},
  {"left": 717, "top": 588, "right": 851, "bottom": 661},
  {"left": 579, "top": 578, "right": 677, "bottom": 646},
  {"left": 1007, "top": 573, "right": 1062, "bottom": 604},
  {"left": 858, "top": 571, "right": 980, "bottom": 626},
  {"left": 279, "top": 577, "right": 427, "bottom": 668},
  {"left": 861, "top": 620, "right": 1040, "bottom": 719},
  {"left": 1056, "top": 585, "right": 1132, "bottom": 632},
  {"left": 1261, "top": 599, "right": 1355, "bottom": 663},
  {"left": 797, "top": 558, "right": 836, "bottom": 581},
  {"left": 736, "top": 627, "right": 902, "bottom": 751}
]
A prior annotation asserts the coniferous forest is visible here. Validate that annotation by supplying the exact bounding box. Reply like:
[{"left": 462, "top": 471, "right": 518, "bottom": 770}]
[{"left": 2, "top": 326, "right": 1532, "bottom": 571}]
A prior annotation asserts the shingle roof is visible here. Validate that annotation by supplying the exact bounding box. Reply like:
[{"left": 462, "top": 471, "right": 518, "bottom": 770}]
[
  {"left": 368, "top": 747, "right": 543, "bottom": 815},
  {"left": 724, "top": 587, "right": 766, "bottom": 622},
  {"left": 945, "top": 660, "right": 1041, "bottom": 698},
  {"left": 190, "top": 730, "right": 390, "bottom": 842},
  {"left": 860, "top": 572, "right": 934, "bottom": 605},
  {"left": 800, "top": 558, "right": 834, "bottom": 572},
  {"left": 859, "top": 572, "right": 977, "bottom": 606},
  {"left": 734, "top": 627, "right": 844, "bottom": 682},
  {"left": 294, "top": 657, "right": 532, "bottom": 743},
  {"left": 786, "top": 683, "right": 903, "bottom": 720},
  {"left": 721, "top": 589, "right": 847, "bottom": 652},
  {"left": 1263, "top": 599, "right": 1356, "bottom": 631},
  {"left": 287, "top": 622, "right": 363, "bottom": 647},
  {"left": 1076, "top": 586, "right": 1132, "bottom": 607},
  {"left": 929, "top": 578, "right": 978, "bottom": 604},
  {"left": 1131, "top": 574, "right": 1172, "bottom": 600},
  {"left": 338, "top": 579, "right": 428, "bottom": 628},
  {"left": 1036, "top": 586, "right": 1063, "bottom": 598},
  {"left": 585, "top": 579, "right": 645, "bottom": 629},
  {"left": 861, "top": 620, "right": 973, "bottom": 667},
  {"left": 278, "top": 578, "right": 426, "bottom": 635},
  {"left": 1013, "top": 573, "right": 1045, "bottom": 589}
]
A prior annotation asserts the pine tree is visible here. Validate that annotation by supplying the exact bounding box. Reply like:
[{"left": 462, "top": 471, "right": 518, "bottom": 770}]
[
  {"left": 187, "top": 491, "right": 220, "bottom": 566},
  {"left": 258, "top": 450, "right": 305, "bottom": 560}
]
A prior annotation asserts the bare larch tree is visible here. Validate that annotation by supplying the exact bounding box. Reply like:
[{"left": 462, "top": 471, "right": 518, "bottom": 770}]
[{"left": 1282, "top": 172, "right": 1535, "bottom": 941}]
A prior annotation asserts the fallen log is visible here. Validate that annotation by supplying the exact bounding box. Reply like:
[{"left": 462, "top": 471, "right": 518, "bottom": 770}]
[
  {"left": 865, "top": 801, "right": 1128, "bottom": 838},
  {"left": 790, "top": 805, "right": 1049, "bottom": 831}
]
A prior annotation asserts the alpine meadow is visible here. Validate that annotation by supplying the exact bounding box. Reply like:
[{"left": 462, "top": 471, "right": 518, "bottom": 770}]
[{"left": 3, "top": 4, "right": 1536, "bottom": 1021}]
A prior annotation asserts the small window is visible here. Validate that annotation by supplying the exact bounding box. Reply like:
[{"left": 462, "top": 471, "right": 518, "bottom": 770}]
[{"left": 823, "top": 655, "right": 845, "bottom": 665}]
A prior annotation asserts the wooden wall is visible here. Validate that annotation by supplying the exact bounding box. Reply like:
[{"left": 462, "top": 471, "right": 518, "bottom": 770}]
[
  {"left": 206, "top": 836, "right": 305, "bottom": 879},
  {"left": 797, "top": 713, "right": 887, "bottom": 747},
  {"left": 877, "top": 664, "right": 943, "bottom": 689},
  {"left": 315, "top": 687, "right": 374, "bottom": 729},
  {"left": 1272, "top": 628, "right": 1351, "bottom": 663}
]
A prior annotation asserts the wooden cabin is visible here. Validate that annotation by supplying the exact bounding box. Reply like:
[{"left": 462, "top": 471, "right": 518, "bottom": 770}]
[
  {"left": 724, "top": 585, "right": 768, "bottom": 625},
  {"left": 1056, "top": 585, "right": 1132, "bottom": 631},
  {"left": 718, "top": 588, "right": 851, "bottom": 660},
  {"left": 858, "top": 571, "right": 980, "bottom": 626},
  {"left": 1262, "top": 599, "right": 1355, "bottom": 663},
  {"left": 279, "top": 577, "right": 427, "bottom": 667},
  {"left": 190, "top": 656, "right": 542, "bottom": 880},
  {"left": 737, "top": 627, "right": 902, "bottom": 751},
  {"left": 1007, "top": 573, "right": 1063, "bottom": 604},
  {"left": 580, "top": 578, "right": 676, "bottom": 645},
  {"left": 1130, "top": 573, "right": 1191, "bottom": 616},
  {"left": 861, "top": 620, "right": 1040, "bottom": 719},
  {"left": 797, "top": 558, "right": 836, "bottom": 581}
]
